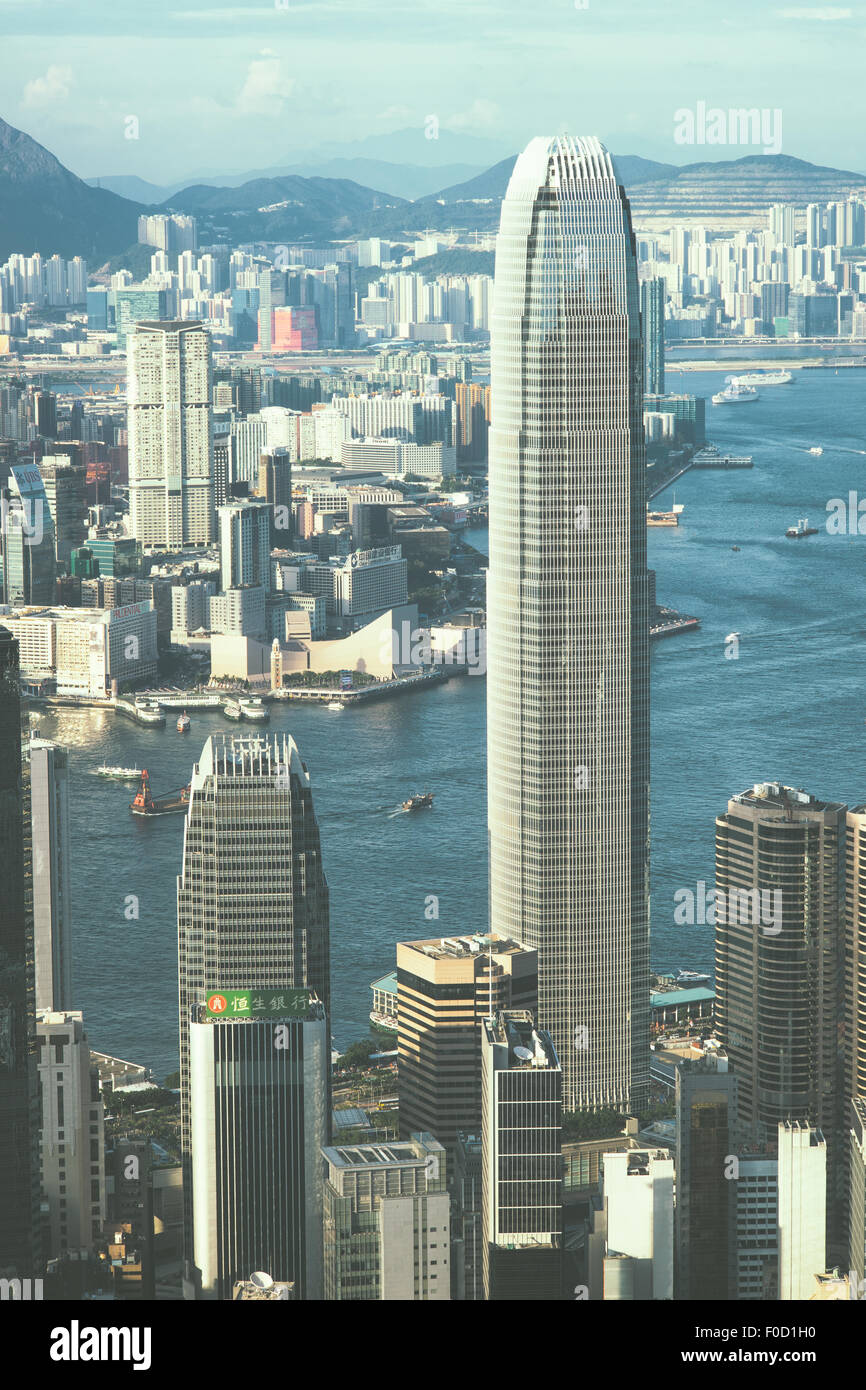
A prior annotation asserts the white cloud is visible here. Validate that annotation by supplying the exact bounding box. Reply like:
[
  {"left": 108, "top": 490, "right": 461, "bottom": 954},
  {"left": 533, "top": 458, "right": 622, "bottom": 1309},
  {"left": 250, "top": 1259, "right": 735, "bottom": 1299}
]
[
  {"left": 774, "top": 7, "right": 852, "bottom": 17},
  {"left": 445, "top": 99, "right": 502, "bottom": 134},
  {"left": 22, "top": 63, "right": 73, "bottom": 107},
  {"left": 235, "top": 49, "right": 294, "bottom": 115}
]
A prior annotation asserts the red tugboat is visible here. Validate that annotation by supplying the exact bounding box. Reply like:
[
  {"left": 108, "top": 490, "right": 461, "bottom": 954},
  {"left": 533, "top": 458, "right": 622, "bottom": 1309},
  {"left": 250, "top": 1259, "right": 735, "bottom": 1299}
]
[{"left": 129, "top": 769, "right": 191, "bottom": 816}]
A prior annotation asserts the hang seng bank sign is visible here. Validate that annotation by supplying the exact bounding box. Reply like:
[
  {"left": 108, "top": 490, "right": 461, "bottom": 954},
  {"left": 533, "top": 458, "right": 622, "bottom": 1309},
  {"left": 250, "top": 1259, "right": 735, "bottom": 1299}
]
[{"left": 205, "top": 989, "right": 309, "bottom": 1019}]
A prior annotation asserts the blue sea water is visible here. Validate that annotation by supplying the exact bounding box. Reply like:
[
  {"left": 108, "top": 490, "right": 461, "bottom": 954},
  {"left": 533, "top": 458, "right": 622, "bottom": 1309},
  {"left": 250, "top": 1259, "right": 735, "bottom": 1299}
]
[{"left": 34, "top": 365, "right": 866, "bottom": 1079}]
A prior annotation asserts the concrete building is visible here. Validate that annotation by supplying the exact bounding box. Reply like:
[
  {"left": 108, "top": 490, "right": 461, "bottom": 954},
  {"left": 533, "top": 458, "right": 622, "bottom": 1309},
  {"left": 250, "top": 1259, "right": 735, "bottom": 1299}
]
[
  {"left": 188, "top": 991, "right": 328, "bottom": 1300},
  {"left": 597, "top": 1150, "right": 674, "bottom": 1299},
  {"left": 396, "top": 933, "right": 537, "bottom": 1149},
  {"left": 177, "top": 734, "right": 330, "bottom": 1293},
  {"left": 218, "top": 499, "right": 271, "bottom": 593},
  {"left": 322, "top": 1134, "right": 450, "bottom": 1300},
  {"left": 128, "top": 321, "right": 214, "bottom": 549},
  {"left": 675, "top": 1054, "right": 735, "bottom": 1300},
  {"left": 778, "top": 1121, "right": 827, "bottom": 1301},
  {"left": 30, "top": 739, "right": 72, "bottom": 1014},
  {"left": 36, "top": 1010, "right": 106, "bottom": 1258},
  {"left": 481, "top": 1011, "right": 562, "bottom": 1300},
  {"left": 207, "top": 586, "right": 266, "bottom": 640},
  {"left": 848, "top": 1097, "right": 866, "bottom": 1289},
  {"left": 486, "top": 136, "right": 650, "bottom": 1115},
  {"left": 731, "top": 1153, "right": 778, "bottom": 1300},
  {"left": 1, "top": 602, "right": 158, "bottom": 696}
]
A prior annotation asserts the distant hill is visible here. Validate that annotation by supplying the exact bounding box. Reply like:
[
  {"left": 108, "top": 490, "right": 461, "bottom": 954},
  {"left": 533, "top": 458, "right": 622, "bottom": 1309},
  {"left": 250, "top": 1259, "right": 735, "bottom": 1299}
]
[
  {"left": 0, "top": 116, "right": 144, "bottom": 260},
  {"left": 162, "top": 174, "right": 407, "bottom": 243},
  {"left": 625, "top": 154, "right": 866, "bottom": 224},
  {"left": 92, "top": 159, "right": 486, "bottom": 203}
]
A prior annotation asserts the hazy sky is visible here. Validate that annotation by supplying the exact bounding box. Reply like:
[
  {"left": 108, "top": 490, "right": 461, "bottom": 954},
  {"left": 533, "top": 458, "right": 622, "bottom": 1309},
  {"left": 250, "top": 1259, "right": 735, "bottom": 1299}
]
[{"left": 0, "top": 0, "right": 863, "bottom": 182}]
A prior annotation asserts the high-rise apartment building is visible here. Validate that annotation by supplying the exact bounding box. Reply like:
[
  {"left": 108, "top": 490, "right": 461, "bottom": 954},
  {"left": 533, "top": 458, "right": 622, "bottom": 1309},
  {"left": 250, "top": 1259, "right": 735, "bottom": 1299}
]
[
  {"left": 396, "top": 933, "right": 537, "bottom": 1149},
  {"left": 188, "top": 990, "right": 328, "bottom": 1299},
  {"left": 715, "top": 782, "right": 845, "bottom": 1151},
  {"left": 848, "top": 1097, "right": 866, "bottom": 1288},
  {"left": 322, "top": 1133, "right": 450, "bottom": 1300},
  {"left": 177, "top": 734, "right": 330, "bottom": 1288},
  {"left": 30, "top": 739, "right": 72, "bottom": 1014},
  {"left": 778, "top": 1120, "right": 827, "bottom": 1300},
  {"left": 481, "top": 1011, "right": 562, "bottom": 1300},
  {"left": 0, "top": 626, "right": 41, "bottom": 1274},
  {"left": 36, "top": 1010, "right": 106, "bottom": 1259},
  {"left": 730, "top": 1153, "right": 778, "bottom": 1300},
  {"left": 255, "top": 448, "right": 292, "bottom": 544},
  {"left": 128, "top": 320, "right": 214, "bottom": 549},
  {"left": 675, "top": 1054, "right": 735, "bottom": 1300},
  {"left": 487, "top": 135, "right": 650, "bottom": 1113}
]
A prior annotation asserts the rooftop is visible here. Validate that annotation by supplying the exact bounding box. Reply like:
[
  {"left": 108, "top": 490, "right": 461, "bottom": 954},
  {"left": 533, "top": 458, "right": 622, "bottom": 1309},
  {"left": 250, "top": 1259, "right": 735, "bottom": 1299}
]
[
  {"left": 401, "top": 933, "right": 531, "bottom": 961},
  {"left": 730, "top": 781, "right": 845, "bottom": 815}
]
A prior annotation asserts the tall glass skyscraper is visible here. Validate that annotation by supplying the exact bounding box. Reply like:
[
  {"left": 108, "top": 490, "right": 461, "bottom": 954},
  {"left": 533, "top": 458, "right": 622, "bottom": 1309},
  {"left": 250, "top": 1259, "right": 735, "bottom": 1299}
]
[{"left": 487, "top": 135, "right": 650, "bottom": 1114}]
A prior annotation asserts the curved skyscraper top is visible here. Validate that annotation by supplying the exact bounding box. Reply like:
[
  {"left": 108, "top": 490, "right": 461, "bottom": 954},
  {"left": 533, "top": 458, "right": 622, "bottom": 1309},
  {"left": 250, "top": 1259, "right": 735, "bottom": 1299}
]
[{"left": 487, "top": 135, "right": 650, "bottom": 1113}]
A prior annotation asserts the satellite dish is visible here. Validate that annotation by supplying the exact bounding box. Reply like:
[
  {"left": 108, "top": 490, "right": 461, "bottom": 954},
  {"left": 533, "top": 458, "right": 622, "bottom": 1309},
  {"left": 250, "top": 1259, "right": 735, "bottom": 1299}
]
[
  {"left": 250, "top": 1271, "right": 274, "bottom": 1290},
  {"left": 513, "top": 1045, "right": 533, "bottom": 1062}
]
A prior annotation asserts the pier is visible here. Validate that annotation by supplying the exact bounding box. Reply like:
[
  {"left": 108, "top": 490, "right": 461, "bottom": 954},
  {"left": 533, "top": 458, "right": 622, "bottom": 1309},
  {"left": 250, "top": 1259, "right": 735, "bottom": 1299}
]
[{"left": 113, "top": 699, "right": 166, "bottom": 728}]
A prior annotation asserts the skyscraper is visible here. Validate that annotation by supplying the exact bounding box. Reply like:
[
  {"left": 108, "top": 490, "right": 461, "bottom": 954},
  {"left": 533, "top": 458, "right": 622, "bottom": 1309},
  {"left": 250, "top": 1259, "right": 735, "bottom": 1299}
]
[
  {"left": 396, "top": 932, "right": 537, "bottom": 1149},
  {"left": 486, "top": 135, "right": 650, "bottom": 1113},
  {"left": 1, "top": 463, "right": 56, "bottom": 606},
  {"left": 0, "top": 627, "right": 40, "bottom": 1274},
  {"left": 715, "top": 782, "right": 844, "bottom": 1149},
  {"left": 177, "top": 733, "right": 330, "bottom": 1291},
  {"left": 188, "top": 989, "right": 328, "bottom": 1299},
  {"left": 218, "top": 498, "right": 272, "bottom": 593},
  {"left": 481, "top": 1011, "right": 562, "bottom": 1300},
  {"left": 675, "top": 1054, "right": 735, "bottom": 1300},
  {"left": 30, "top": 739, "right": 72, "bottom": 1014},
  {"left": 128, "top": 320, "right": 214, "bottom": 549},
  {"left": 640, "top": 277, "right": 666, "bottom": 395},
  {"left": 778, "top": 1121, "right": 827, "bottom": 1301},
  {"left": 39, "top": 456, "right": 87, "bottom": 572}
]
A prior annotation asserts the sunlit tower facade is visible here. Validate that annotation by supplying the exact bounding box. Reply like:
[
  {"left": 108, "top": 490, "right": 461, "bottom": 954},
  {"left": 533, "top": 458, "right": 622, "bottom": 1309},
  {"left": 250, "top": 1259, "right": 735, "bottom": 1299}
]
[{"left": 486, "top": 135, "right": 650, "bottom": 1113}]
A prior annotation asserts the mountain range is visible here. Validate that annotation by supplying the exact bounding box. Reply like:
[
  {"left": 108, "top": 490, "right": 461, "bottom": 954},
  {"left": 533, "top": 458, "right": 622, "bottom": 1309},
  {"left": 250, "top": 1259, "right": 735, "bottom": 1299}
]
[{"left": 1, "top": 115, "right": 865, "bottom": 265}]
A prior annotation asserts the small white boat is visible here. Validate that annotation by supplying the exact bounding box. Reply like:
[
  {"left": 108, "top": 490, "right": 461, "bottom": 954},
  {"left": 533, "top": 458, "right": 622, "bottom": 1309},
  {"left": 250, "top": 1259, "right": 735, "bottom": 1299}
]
[
  {"left": 177, "top": 712, "right": 191, "bottom": 733},
  {"left": 327, "top": 700, "right": 345, "bottom": 711},
  {"left": 809, "top": 446, "right": 824, "bottom": 456}
]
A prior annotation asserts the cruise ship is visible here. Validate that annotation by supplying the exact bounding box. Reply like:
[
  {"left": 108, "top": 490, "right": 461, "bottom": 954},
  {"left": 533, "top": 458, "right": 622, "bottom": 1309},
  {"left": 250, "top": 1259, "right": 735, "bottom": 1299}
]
[
  {"left": 734, "top": 370, "right": 793, "bottom": 386},
  {"left": 712, "top": 378, "right": 759, "bottom": 404}
]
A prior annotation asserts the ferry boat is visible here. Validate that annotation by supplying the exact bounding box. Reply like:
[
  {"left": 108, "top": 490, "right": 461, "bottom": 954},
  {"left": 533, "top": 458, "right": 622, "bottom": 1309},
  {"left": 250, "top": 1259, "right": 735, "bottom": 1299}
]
[
  {"left": 712, "top": 378, "right": 759, "bottom": 404},
  {"left": 734, "top": 370, "right": 793, "bottom": 386},
  {"left": 327, "top": 700, "right": 345, "bottom": 711},
  {"left": 94, "top": 765, "right": 143, "bottom": 780},
  {"left": 239, "top": 697, "right": 269, "bottom": 723},
  {"left": 402, "top": 792, "right": 434, "bottom": 812},
  {"left": 129, "top": 769, "right": 191, "bottom": 817},
  {"left": 176, "top": 712, "right": 191, "bottom": 733},
  {"left": 224, "top": 699, "right": 242, "bottom": 720},
  {"left": 785, "top": 518, "right": 819, "bottom": 539}
]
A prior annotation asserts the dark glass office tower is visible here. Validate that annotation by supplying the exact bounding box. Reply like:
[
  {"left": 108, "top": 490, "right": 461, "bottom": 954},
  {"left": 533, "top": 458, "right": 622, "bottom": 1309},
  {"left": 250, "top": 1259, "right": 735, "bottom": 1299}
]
[
  {"left": 0, "top": 627, "right": 40, "bottom": 1274},
  {"left": 487, "top": 135, "right": 651, "bottom": 1113},
  {"left": 640, "top": 277, "right": 666, "bottom": 395}
]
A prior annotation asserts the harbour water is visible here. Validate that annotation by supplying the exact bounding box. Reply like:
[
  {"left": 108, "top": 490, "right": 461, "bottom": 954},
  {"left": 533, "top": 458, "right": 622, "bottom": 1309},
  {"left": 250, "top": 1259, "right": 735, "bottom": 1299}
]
[{"left": 33, "top": 365, "right": 866, "bottom": 1079}]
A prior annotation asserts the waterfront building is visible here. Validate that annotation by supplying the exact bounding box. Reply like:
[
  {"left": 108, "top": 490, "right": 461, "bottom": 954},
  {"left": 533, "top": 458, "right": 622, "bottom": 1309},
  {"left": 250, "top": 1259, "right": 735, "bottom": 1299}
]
[
  {"left": 188, "top": 990, "right": 328, "bottom": 1300},
  {"left": 641, "top": 392, "right": 705, "bottom": 445},
  {"left": 36, "top": 1009, "right": 106, "bottom": 1259},
  {"left": 486, "top": 135, "right": 650, "bottom": 1114},
  {"left": 481, "top": 1011, "right": 562, "bottom": 1299},
  {"left": 322, "top": 1133, "right": 449, "bottom": 1300},
  {"left": 30, "top": 739, "right": 72, "bottom": 1013},
  {"left": 675, "top": 1053, "right": 735, "bottom": 1300},
  {"left": 0, "top": 626, "right": 41, "bottom": 1274},
  {"left": 128, "top": 320, "right": 214, "bottom": 549},
  {"left": 177, "top": 734, "right": 330, "bottom": 1292},
  {"left": 1, "top": 603, "right": 158, "bottom": 696},
  {"left": 396, "top": 933, "right": 537, "bottom": 1149},
  {"left": 778, "top": 1120, "right": 827, "bottom": 1301}
]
